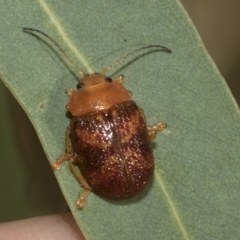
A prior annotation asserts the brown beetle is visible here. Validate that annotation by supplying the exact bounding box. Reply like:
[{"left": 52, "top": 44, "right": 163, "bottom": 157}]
[{"left": 23, "top": 28, "right": 171, "bottom": 209}]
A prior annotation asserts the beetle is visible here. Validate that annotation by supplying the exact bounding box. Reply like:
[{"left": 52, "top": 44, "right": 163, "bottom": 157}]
[{"left": 23, "top": 28, "right": 171, "bottom": 209}]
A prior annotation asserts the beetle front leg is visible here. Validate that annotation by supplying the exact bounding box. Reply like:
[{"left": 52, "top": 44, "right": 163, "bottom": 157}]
[
  {"left": 51, "top": 127, "right": 75, "bottom": 170},
  {"left": 147, "top": 122, "right": 167, "bottom": 142},
  {"left": 69, "top": 161, "right": 92, "bottom": 209},
  {"left": 114, "top": 74, "right": 124, "bottom": 83}
]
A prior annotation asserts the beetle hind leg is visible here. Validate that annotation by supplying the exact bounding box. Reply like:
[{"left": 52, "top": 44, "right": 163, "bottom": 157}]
[
  {"left": 77, "top": 189, "right": 91, "bottom": 209},
  {"left": 147, "top": 122, "right": 167, "bottom": 142},
  {"left": 69, "top": 161, "right": 92, "bottom": 209}
]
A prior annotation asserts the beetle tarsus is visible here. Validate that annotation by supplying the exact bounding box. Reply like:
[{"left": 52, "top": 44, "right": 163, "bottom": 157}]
[
  {"left": 51, "top": 153, "right": 70, "bottom": 170},
  {"left": 147, "top": 122, "right": 167, "bottom": 142},
  {"left": 66, "top": 88, "right": 74, "bottom": 96},
  {"left": 51, "top": 161, "right": 61, "bottom": 170},
  {"left": 77, "top": 189, "right": 91, "bottom": 209},
  {"left": 155, "top": 122, "right": 167, "bottom": 132},
  {"left": 114, "top": 75, "right": 124, "bottom": 83}
]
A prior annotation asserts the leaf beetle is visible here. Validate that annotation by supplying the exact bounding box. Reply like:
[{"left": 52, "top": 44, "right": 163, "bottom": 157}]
[{"left": 23, "top": 28, "right": 171, "bottom": 209}]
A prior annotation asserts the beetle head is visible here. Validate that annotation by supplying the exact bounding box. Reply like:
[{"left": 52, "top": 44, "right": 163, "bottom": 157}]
[
  {"left": 67, "top": 73, "right": 132, "bottom": 116},
  {"left": 76, "top": 73, "right": 112, "bottom": 90}
]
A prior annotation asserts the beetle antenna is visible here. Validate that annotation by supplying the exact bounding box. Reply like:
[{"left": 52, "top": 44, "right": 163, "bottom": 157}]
[
  {"left": 23, "top": 28, "right": 85, "bottom": 78},
  {"left": 102, "top": 45, "right": 172, "bottom": 75}
]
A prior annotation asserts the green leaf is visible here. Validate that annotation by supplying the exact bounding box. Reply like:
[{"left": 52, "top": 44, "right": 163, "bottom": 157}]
[{"left": 1, "top": 0, "right": 240, "bottom": 239}]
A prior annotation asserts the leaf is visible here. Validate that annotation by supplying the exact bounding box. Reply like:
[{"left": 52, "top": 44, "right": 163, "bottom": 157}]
[{"left": 1, "top": 0, "right": 240, "bottom": 239}]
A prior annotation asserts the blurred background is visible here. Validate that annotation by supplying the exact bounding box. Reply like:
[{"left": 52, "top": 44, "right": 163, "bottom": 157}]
[{"left": 1, "top": 1, "right": 240, "bottom": 222}]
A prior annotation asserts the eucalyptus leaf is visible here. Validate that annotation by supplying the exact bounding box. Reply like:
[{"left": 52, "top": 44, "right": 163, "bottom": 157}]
[{"left": 1, "top": 0, "right": 240, "bottom": 239}]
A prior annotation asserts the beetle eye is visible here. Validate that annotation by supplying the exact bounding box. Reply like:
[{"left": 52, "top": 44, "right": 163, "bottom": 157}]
[
  {"left": 76, "top": 82, "right": 84, "bottom": 89},
  {"left": 105, "top": 77, "right": 112, "bottom": 82}
]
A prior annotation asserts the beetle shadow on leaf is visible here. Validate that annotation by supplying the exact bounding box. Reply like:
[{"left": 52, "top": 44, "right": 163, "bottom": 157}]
[
  {"left": 65, "top": 110, "right": 73, "bottom": 119},
  {"left": 151, "top": 141, "right": 158, "bottom": 150}
]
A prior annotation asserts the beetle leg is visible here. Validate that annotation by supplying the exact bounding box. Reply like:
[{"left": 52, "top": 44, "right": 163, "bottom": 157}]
[
  {"left": 147, "top": 122, "right": 167, "bottom": 142},
  {"left": 69, "top": 161, "right": 92, "bottom": 209},
  {"left": 51, "top": 154, "right": 69, "bottom": 170},
  {"left": 52, "top": 127, "right": 92, "bottom": 208},
  {"left": 114, "top": 74, "right": 124, "bottom": 83},
  {"left": 66, "top": 88, "right": 75, "bottom": 96},
  {"left": 65, "top": 127, "right": 72, "bottom": 154},
  {"left": 139, "top": 108, "right": 167, "bottom": 141},
  {"left": 51, "top": 127, "right": 75, "bottom": 170}
]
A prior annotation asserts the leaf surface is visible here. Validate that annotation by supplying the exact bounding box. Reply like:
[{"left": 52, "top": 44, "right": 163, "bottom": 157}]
[{"left": 0, "top": 0, "right": 240, "bottom": 239}]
